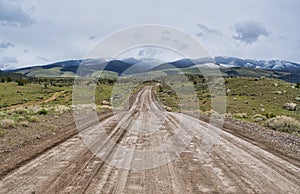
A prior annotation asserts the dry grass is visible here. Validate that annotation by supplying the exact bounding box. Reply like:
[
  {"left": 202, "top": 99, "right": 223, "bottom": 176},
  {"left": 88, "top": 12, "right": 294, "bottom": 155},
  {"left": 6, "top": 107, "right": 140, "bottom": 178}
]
[
  {"left": 1, "top": 118, "right": 15, "bottom": 128},
  {"left": 252, "top": 114, "right": 267, "bottom": 122},
  {"left": 54, "top": 105, "right": 70, "bottom": 114},
  {"left": 20, "top": 121, "right": 29, "bottom": 127},
  {"left": 267, "top": 116, "right": 300, "bottom": 134},
  {"left": 233, "top": 113, "right": 248, "bottom": 119},
  {"left": 0, "top": 130, "right": 5, "bottom": 137}
]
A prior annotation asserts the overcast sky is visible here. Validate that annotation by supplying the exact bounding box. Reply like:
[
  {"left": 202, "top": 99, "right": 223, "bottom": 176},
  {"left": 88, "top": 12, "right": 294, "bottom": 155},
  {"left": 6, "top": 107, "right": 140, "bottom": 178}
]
[{"left": 0, "top": 0, "right": 299, "bottom": 69}]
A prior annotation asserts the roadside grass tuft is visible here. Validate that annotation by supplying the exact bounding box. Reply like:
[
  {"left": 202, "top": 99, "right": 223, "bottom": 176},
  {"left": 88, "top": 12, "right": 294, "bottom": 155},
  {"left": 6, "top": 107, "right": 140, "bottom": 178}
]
[
  {"left": 38, "top": 108, "right": 48, "bottom": 115},
  {"left": 0, "top": 129, "right": 5, "bottom": 137},
  {"left": 26, "top": 115, "right": 39, "bottom": 122},
  {"left": 0, "top": 118, "right": 15, "bottom": 128},
  {"left": 267, "top": 116, "right": 300, "bottom": 134},
  {"left": 233, "top": 113, "right": 248, "bottom": 119},
  {"left": 252, "top": 114, "right": 267, "bottom": 122},
  {"left": 20, "top": 121, "right": 29, "bottom": 127}
]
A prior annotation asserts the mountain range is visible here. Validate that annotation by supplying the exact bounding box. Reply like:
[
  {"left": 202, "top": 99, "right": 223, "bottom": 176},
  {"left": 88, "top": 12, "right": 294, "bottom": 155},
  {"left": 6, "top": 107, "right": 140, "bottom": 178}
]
[{"left": 4, "top": 56, "right": 300, "bottom": 83}]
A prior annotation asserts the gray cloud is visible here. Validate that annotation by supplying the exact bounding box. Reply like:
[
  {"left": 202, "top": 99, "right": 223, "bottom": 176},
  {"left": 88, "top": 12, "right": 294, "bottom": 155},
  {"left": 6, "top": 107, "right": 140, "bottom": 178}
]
[
  {"left": 233, "top": 21, "right": 270, "bottom": 44},
  {"left": 0, "top": 0, "right": 299, "bottom": 68},
  {"left": 0, "top": 0, "right": 35, "bottom": 27},
  {"left": 0, "top": 41, "right": 14, "bottom": 50},
  {"left": 196, "top": 23, "right": 222, "bottom": 37},
  {"left": 138, "top": 48, "right": 157, "bottom": 58}
]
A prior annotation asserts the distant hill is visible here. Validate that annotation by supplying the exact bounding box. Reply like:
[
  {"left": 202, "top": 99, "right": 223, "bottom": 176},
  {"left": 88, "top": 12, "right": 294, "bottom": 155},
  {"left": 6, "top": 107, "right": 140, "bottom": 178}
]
[
  {"left": 0, "top": 69, "right": 27, "bottom": 82},
  {"left": 5, "top": 57, "right": 300, "bottom": 82}
]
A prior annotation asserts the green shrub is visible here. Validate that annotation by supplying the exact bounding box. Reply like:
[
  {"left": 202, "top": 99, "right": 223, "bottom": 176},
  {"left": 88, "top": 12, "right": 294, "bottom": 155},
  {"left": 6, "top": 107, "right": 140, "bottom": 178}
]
[
  {"left": 17, "top": 78, "right": 27, "bottom": 86},
  {"left": 15, "top": 116, "right": 26, "bottom": 122},
  {"left": 6, "top": 77, "right": 12, "bottom": 82},
  {"left": 233, "top": 113, "right": 248, "bottom": 119},
  {"left": 27, "top": 115, "right": 38, "bottom": 122},
  {"left": 264, "top": 112, "right": 276, "bottom": 119},
  {"left": 38, "top": 108, "right": 48, "bottom": 115},
  {"left": 14, "top": 108, "right": 29, "bottom": 115},
  {"left": 0, "top": 111, "right": 7, "bottom": 117},
  {"left": 267, "top": 116, "right": 300, "bottom": 134},
  {"left": 0, "top": 130, "right": 5, "bottom": 137}
]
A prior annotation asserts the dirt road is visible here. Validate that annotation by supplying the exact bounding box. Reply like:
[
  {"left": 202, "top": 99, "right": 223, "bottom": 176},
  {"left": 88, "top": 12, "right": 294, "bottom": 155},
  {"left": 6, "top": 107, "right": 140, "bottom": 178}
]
[{"left": 0, "top": 86, "right": 299, "bottom": 193}]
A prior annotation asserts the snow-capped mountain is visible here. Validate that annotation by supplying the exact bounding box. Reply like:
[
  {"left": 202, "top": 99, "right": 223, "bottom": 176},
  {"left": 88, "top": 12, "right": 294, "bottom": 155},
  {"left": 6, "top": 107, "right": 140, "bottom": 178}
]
[
  {"left": 4, "top": 56, "right": 300, "bottom": 82},
  {"left": 215, "top": 56, "right": 300, "bottom": 72}
]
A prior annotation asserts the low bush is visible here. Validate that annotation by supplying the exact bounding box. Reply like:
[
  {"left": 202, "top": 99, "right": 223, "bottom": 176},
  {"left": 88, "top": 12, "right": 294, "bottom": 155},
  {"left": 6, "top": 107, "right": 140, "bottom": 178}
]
[
  {"left": 20, "top": 121, "right": 29, "bottom": 127},
  {"left": 54, "top": 105, "right": 70, "bottom": 114},
  {"left": 233, "top": 113, "right": 248, "bottom": 119},
  {"left": 252, "top": 114, "right": 267, "bottom": 122},
  {"left": 0, "top": 130, "right": 5, "bottom": 137},
  {"left": 38, "top": 108, "right": 48, "bottom": 115},
  {"left": 264, "top": 112, "right": 276, "bottom": 119},
  {"left": 26, "top": 115, "right": 39, "bottom": 122},
  {"left": 0, "top": 118, "right": 15, "bottom": 128},
  {"left": 267, "top": 116, "right": 300, "bottom": 134},
  {"left": 14, "top": 108, "right": 29, "bottom": 115}
]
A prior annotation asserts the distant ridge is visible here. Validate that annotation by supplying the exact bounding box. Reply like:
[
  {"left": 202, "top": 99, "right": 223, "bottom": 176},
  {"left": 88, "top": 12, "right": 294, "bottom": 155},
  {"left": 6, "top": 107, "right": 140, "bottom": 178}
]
[{"left": 4, "top": 57, "right": 300, "bottom": 82}]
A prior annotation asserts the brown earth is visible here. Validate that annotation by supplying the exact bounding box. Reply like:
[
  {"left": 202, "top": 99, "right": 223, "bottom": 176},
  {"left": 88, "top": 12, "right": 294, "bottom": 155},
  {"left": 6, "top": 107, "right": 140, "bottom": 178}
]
[{"left": 0, "top": 86, "right": 299, "bottom": 193}]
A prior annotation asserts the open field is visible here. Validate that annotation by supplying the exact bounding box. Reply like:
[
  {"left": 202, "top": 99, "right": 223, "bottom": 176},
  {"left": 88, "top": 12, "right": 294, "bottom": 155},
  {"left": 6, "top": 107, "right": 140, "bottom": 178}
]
[
  {"left": 156, "top": 75, "right": 300, "bottom": 134},
  {"left": 0, "top": 79, "right": 143, "bottom": 147},
  {"left": 225, "top": 77, "right": 300, "bottom": 120},
  {"left": 0, "top": 82, "right": 70, "bottom": 108}
]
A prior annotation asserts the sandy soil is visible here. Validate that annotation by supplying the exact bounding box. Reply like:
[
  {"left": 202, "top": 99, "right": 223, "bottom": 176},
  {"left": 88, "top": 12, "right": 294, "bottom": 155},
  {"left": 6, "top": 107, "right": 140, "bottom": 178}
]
[{"left": 0, "top": 86, "right": 299, "bottom": 193}]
